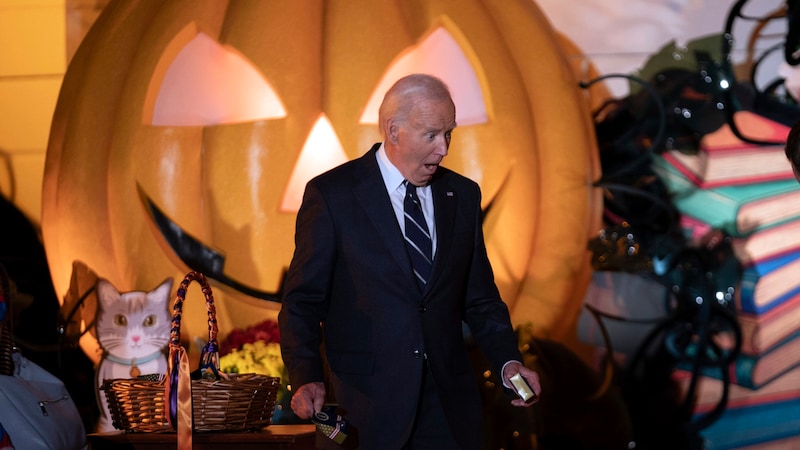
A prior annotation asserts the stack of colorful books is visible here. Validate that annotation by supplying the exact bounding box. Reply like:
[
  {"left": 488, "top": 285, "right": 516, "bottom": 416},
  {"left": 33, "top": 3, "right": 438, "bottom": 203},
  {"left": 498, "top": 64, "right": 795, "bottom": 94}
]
[{"left": 653, "top": 110, "right": 800, "bottom": 449}]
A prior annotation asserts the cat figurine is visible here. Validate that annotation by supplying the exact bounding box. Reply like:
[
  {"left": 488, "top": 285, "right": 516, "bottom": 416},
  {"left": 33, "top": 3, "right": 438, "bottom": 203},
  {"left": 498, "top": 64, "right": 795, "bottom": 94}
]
[{"left": 94, "top": 278, "right": 173, "bottom": 432}]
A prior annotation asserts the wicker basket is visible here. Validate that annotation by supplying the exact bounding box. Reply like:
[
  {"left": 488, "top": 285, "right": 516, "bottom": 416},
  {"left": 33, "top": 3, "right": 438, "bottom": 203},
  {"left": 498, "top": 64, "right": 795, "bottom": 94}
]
[{"left": 102, "top": 271, "right": 280, "bottom": 433}]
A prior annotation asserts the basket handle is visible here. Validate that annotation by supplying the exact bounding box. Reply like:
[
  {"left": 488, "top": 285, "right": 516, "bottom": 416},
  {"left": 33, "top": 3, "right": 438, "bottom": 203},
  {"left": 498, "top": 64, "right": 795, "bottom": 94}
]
[
  {"left": 168, "top": 271, "right": 221, "bottom": 374},
  {"left": 165, "top": 271, "right": 220, "bottom": 447}
]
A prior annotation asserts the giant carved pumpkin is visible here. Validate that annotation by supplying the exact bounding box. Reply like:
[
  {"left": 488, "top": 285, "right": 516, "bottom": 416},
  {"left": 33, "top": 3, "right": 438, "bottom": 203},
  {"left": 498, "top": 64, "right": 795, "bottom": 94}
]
[{"left": 43, "top": 0, "right": 601, "bottom": 362}]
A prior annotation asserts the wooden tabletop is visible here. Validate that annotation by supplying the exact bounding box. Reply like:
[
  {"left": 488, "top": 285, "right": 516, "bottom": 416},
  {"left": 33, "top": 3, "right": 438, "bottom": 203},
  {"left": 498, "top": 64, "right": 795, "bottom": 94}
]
[{"left": 87, "top": 424, "right": 318, "bottom": 450}]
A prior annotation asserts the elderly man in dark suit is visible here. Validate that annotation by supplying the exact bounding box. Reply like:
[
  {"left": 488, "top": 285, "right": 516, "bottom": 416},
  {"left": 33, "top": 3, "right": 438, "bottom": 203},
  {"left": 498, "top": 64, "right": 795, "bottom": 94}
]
[{"left": 278, "top": 73, "right": 541, "bottom": 449}]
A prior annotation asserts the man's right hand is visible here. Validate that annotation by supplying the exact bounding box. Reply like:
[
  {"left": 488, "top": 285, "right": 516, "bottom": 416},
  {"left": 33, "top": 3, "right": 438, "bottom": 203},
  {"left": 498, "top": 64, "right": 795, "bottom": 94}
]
[{"left": 290, "top": 381, "right": 326, "bottom": 419}]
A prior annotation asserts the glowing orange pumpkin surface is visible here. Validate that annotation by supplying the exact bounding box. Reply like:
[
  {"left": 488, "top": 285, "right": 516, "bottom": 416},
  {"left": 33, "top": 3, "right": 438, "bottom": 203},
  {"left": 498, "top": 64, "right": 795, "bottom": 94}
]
[{"left": 43, "top": 0, "right": 601, "bottom": 362}]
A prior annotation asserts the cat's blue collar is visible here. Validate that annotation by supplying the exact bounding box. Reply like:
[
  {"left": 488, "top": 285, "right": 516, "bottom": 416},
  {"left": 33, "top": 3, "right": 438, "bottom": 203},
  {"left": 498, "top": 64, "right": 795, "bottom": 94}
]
[{"left": 104, "top": 350, "right": 164, "bottom": 366}]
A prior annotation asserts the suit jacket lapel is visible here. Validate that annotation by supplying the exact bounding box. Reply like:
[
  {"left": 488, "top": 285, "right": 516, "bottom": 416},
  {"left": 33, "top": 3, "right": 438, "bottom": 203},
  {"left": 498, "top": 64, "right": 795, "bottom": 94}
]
[
  {"left": 353, "top": 146, "right": 415, "bottom": 282},
  {"left": 426, "top": 178, "right": 456, "bottom": 296}
]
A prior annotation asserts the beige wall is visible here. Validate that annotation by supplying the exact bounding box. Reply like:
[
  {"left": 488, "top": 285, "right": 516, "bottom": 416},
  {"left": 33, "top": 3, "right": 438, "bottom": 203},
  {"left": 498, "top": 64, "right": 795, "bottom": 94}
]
[
  {"left": 0, "top": 0, "right": 65, "bottom": 225},
  {"left": 0, "top": 0, "right": 105, "bottom": 226}
]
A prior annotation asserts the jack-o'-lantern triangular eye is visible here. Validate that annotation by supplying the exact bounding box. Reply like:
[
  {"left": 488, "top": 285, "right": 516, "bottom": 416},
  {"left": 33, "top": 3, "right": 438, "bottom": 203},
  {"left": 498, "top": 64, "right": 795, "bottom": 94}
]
[
  {"left": 280, "top": 114, "right": 349, "bottom": 213},
  {"left": 360, "top": 22, "right": 489, "bottom": 126},
  {"left": 146, "top": 28, "right": 286, "bottom": 126}
]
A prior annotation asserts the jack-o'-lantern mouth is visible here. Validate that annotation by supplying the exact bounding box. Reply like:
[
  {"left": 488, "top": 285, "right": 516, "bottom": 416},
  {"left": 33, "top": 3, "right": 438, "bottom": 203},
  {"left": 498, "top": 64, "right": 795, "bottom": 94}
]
[{"left": 137, "top": 186, "right": 284, "bottom": 303}]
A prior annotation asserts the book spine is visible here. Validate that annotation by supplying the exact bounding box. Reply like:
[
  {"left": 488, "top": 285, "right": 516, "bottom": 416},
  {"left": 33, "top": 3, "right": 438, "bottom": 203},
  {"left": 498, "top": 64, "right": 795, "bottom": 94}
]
[
  {"left": 661, "top": 150, "right": 795, "bottom": 188},
  {"left": 738, "top": 273, "right": 800, "bottom": 315},
  {"left": 738, "top": 297, "right": 800, "bottom": 354},
  {"left": 651, "top": 159, "right": 740, "bottom": 235},
  {"left": 660, "top": 152, "right": 704, "bottom": 185},
  {"left": 699, "top": 398, "right": 800, "bottom": 448},
  {"left": 679, "top": 322, "right": 800, "bottom": 389},
  {"left": 675, "top": 361, "right": 755, "bottom": 389},
  {"left": 673, "top": 368, "right": 800, "bottom": 414}
]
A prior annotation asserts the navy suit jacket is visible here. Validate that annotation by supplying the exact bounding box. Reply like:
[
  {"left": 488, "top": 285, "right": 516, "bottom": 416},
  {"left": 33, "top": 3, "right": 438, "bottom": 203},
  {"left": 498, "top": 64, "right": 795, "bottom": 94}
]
[{"left": 279, "top": 144, "right": 522, "bottom": 449}]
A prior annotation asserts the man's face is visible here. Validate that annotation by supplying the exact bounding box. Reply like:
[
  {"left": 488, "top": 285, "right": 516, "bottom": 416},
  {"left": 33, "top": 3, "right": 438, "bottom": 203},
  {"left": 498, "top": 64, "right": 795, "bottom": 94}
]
[{"left": 391, "top": 97, "right": 457, "bottom": 186}]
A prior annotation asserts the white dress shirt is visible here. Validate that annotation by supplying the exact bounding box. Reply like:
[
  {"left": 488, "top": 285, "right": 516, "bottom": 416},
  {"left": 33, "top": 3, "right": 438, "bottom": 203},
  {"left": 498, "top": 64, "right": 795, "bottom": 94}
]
[{"left": 375, "top": 143, "right": 437, "bottom": 258}]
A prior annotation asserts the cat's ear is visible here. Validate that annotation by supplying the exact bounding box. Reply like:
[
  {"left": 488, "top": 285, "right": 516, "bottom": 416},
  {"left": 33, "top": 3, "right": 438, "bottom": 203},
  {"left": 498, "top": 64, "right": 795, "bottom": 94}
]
[
  {"left": 96, "top": 279, "right": 120, "bottom": 308},
  {"left": 148, "top": 278, "right": 173, "bottom": 307}
]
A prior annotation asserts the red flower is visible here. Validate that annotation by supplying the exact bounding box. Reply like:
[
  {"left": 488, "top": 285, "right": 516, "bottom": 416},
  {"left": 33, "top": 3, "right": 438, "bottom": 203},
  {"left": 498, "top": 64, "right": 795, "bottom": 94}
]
[{"left": 220, "top": 319, "right": 280, "bottom": 355}]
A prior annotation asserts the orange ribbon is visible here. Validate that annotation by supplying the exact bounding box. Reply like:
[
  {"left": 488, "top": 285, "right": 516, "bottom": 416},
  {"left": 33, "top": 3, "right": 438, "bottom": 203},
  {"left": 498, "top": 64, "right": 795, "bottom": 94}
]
[{"left": 166, "top": 346, "right": 192, "bottom": 450}]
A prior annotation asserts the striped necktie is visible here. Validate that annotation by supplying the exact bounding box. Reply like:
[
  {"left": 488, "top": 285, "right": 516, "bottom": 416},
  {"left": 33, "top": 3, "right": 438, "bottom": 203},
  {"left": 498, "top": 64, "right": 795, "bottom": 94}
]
[{"left": 404, "top": 181, "right": 432, "bottom": 289}]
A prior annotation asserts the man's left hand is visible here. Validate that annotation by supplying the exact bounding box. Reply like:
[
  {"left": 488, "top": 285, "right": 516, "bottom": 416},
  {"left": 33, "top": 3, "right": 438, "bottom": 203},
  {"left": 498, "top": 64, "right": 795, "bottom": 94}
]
[{"left": 503, "top": 361, "right": 541, "bottom": 407}]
